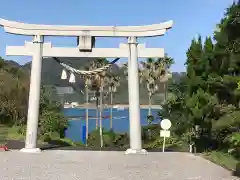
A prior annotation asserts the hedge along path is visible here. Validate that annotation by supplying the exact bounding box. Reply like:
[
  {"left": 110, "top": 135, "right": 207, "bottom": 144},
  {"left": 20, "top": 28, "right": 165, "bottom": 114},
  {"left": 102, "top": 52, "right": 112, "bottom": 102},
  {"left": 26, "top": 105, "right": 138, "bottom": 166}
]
[{"left": 0, "top": 125, "right": 8, "bottom": 144}]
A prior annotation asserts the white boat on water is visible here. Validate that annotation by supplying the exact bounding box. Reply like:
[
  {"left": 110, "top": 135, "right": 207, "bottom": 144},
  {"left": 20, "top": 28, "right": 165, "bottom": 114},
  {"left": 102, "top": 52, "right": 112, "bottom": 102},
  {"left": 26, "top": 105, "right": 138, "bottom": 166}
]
[
  {"left": 64, "top": 106, "right": 71, "bottom": 108},
  {"left": 113, "top": 105, "right": 118, "bottom": 108},
  {"left": 64, "top": 102, "right": 78, "bottom": 108},
  {"left": 113, "top": 105, "right": 125, "bottom": 111}
]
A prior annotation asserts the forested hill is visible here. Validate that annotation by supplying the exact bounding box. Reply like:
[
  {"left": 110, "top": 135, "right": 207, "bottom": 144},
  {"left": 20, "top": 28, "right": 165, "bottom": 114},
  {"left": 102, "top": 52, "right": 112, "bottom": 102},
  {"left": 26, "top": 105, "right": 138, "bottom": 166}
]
[{"left": 3, "top": 57, "right": 185, "bottom": 104}]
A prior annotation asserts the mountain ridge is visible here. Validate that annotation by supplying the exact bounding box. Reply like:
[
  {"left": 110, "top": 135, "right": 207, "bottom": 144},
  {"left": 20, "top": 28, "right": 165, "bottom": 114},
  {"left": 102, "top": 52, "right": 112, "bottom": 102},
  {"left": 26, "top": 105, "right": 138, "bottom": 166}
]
[{"left": 5, "top": 58, "right": 185, "bottom": 104}]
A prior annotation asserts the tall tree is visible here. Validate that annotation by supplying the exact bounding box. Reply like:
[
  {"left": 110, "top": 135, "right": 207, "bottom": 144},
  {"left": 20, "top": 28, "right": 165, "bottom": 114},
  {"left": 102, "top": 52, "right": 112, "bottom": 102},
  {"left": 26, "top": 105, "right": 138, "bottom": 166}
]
[
  {"left": 156, "top": 55, "right": 174, "bottom": 102},
  {"left": 106, "top": 72, "right": 120, "bottom": 130},
  {"left": 140, "top": 58, "right": 159, "bottom": 116},
  {"left": 160, "top": 2, "right": 240, "bottom": 153},
  {"left": 214, "top": 1, "right": 240, "bottom": 107},
  {"left": 89, "top": 58, "right": 108, "bottom": 147},
  {"left": 88, "top": 58, "right": 108, "bottom": 129}
]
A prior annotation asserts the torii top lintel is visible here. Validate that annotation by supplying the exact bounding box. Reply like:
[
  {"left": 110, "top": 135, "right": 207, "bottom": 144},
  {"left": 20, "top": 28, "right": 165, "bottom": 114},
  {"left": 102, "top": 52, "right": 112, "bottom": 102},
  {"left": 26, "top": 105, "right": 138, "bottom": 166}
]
[{"left": 0, "top": 18, "right": 173, "bottom": 37}]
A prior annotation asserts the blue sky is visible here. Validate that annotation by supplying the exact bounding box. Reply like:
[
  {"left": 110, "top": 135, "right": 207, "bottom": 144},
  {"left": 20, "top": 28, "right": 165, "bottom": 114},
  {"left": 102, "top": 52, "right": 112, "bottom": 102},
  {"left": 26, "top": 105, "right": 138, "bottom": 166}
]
[{"left": 0, "top": 0, "right": 235, "bottom": 72}]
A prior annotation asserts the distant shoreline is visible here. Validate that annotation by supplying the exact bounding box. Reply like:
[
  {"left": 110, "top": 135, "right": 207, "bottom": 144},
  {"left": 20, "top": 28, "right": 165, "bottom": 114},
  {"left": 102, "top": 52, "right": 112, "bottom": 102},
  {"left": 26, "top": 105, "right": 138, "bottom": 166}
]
[{"left": 65, "top": 104, "right": 162, "bottom": 109}]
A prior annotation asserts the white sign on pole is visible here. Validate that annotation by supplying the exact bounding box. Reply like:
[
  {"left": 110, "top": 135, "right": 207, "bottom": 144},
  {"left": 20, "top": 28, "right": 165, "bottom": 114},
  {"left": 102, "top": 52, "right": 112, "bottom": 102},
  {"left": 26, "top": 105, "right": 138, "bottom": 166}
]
[
  {"left": 160, "top": 119, "right": 172, "bottom": 152},
  {"left": 160, "top": 130, "right": 170, "bottom": 137},
  {"left": 160, "top": 119, "right": 172, "bottom": 130}
]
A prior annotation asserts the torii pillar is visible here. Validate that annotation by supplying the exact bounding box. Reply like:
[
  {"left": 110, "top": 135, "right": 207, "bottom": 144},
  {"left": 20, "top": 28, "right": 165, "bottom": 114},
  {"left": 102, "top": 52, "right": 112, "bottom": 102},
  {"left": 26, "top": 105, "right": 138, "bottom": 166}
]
[
  {"left": 23, "top": 35, "right": 44, "bottom": 152},
  {"left": 126, "top": 36, "right": 143, "bottom": 154},
  {"left": 0, "top": 19, "right": 173, "bottom": 154}
]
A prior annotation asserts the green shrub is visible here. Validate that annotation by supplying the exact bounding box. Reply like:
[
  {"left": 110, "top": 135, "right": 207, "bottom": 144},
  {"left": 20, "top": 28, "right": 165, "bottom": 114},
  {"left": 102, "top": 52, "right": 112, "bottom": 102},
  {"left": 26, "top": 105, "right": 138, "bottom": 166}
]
[
  {"left": 87, "top": 129, "right": 102, "bottom": 147},
  {"left": 229, "top": 133, "right": 240, "bottom": 147},
  {"left": 16, "top": 125, "right": 26, "bottom": 136},
  {"left": 40, "top": 131, "right": 60, "bottom": 142},
  {"left": 39, "top": 110, "right": 68, "bottom": 138},
  {"left": 6, "top": 126, "right": 25, "bottom": 140},
  {"left": 204, "top": 151, "right": 239, "bottom": 172},
  {"left": 147, "top": 115, "right": 154, "bottom": 125},
  {"left": 113, "top": 133, "right": 129, "bottom": 148},
  {"left": 146, "top": 136, "right": 178, "bottom": 149},
  {"left": 59, "top": 138, "right": 83, "bottom": 146},
  {"left": 74, "top": 141, "right": 85, "bottom": 147},
  {"left": 224, "top": 132, "right": 240, "bottom": 158},
  {"left": 142, "top": 124, "right": 161, "bottom": 141},
  {"left": 87, "top": 129, "right": 129, "bottom": 148},
  {"left": 41, "top": 133, "right": 52, "bottom": 142}
]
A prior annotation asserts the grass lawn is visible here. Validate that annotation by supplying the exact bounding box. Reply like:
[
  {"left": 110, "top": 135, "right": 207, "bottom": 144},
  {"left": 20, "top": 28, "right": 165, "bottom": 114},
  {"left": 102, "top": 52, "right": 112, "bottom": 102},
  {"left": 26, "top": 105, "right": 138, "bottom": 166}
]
[
  {"left": 0, "top": 124, "right": 25, "bottom": 144},
  {"left": 203, "top": 151, "right": 239, "bottom": 172},
  {"left": 0, "top": 124, "right": 83, "bottom": 147},
  {"left": 0, "top": 124, "right": 10, "bottom": 144}
]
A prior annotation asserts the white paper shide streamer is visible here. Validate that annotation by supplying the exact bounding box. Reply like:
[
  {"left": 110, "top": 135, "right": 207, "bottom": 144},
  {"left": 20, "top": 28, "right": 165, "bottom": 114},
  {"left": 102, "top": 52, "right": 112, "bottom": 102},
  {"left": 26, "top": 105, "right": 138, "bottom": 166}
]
[
  {"left": 69, "top": 72, "right": 76, "bottom": 83},
  {"left": 61, "top": 69, "right": 67, "bottom": 80},
  {"left": 57, "top": 58, "right": 114, "bottom": 84}
]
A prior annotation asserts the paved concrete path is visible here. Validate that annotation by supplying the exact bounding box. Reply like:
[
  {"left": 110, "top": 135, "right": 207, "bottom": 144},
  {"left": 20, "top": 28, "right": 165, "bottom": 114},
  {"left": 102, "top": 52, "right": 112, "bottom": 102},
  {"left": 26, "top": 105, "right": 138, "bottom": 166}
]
[{"left": 0, "top": 150, "right": 238, "bottom": 180}]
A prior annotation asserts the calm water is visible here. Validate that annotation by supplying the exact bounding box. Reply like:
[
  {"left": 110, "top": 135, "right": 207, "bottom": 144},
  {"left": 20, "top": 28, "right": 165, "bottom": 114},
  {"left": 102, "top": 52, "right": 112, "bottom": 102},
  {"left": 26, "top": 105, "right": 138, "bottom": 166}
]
[{"left": 64, "top": 108, "right": 161, "bottom": 142}]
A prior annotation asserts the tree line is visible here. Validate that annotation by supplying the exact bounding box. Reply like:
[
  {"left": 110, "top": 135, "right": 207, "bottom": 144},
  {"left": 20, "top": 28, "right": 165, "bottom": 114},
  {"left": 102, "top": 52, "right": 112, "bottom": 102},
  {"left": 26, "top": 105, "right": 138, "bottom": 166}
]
[
  {"left": 160, "top": 2, "right": 240, "bottom": 158},
  {"left": 0, "top": 57, "right": 68, "bottom": 141}
]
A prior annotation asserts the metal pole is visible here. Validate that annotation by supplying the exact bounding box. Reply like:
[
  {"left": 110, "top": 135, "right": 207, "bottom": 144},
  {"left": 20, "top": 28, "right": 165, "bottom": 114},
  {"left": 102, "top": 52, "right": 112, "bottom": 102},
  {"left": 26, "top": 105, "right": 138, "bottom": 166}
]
[
  {"left": 85, "top": 85, "right": 89, "bottom": 146},
  {"left": 110, "top": 91, "right": 113, "bottom": 130},
  {"left": 99, "top": 78, "right": 103, "bottom": 148},
  {"left": 162, "top": 136, "right": 166, "bottom": 152},
  {"left": 96, "top": 91, "right": 99, "bottom": 129}
]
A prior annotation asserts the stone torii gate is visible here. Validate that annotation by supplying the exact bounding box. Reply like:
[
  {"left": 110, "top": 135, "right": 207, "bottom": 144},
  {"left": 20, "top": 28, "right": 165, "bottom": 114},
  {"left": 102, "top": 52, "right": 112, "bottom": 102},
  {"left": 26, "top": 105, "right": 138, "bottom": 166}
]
[{"left": 0, "top": 19, "right": 173, "bottom": 154}]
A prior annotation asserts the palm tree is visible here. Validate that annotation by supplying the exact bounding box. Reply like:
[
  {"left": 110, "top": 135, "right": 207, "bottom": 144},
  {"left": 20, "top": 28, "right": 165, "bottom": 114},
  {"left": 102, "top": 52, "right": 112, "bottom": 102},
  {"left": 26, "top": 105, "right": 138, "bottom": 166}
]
[
  {"left": 96, "top": 70, "right": 108, "bottom": 148},
  {"left": 88, "top": 60, "right": 102, "bottom": 129},
  {"left": 140, "top": 56, "right": 173, "bottom": 123},
  {"left": 106, "top": 72, "right": 120, "bottom": 130},
  {"left": 89, "top": 58, "right": 108, "bottom": 147},
  {"left": 139, "top": 57, "right": 172, "bottom": 140},
  {"left": 156, "top": 55, "right": 174, "bottom": 102},
  {"left": 139, "top": 58, "right": 159, "bottom": 117}
]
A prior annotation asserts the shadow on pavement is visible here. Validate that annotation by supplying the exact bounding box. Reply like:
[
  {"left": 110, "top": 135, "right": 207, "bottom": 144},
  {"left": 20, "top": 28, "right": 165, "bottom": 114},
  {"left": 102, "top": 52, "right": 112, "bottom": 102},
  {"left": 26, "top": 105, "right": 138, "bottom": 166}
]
[
  {"left": 6, "top": 140, "right": 71, "bottom": 150},
  {"left": 40, "top": 140, "right": 72, "bottom": 150},
  {"left": 6, "top": 140, "right": 25, "bottom": 149},
  {"left": 6, "top": 140, "right": 188, "bottom": 152}
]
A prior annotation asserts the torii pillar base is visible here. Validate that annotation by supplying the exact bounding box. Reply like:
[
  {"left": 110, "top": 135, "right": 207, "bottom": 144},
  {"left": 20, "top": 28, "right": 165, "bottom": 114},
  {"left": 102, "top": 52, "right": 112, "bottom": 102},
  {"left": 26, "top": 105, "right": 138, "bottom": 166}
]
[
  {"left": 125, "top": 148, "right": 148, "bottom": 155},
  {"left": 20, "top": 148, "right": 41, "bottom": 153}
]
